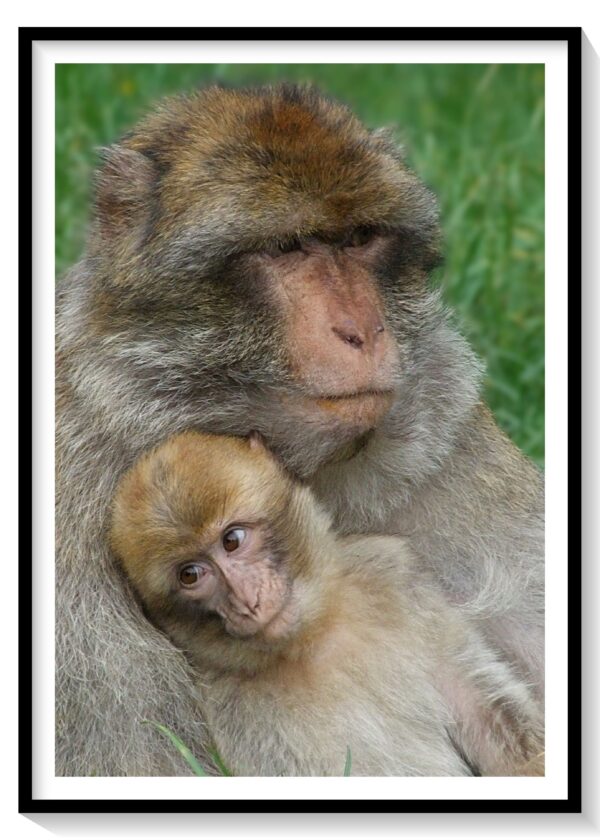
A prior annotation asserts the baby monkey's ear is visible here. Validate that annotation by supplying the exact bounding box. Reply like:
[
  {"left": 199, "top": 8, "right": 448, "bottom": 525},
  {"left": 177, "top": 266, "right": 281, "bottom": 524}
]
[
  {"left": 246, "top": 431, "right": 288, "bottom": 472},
  {"left": 245, "top": 431, "right": 294, "bottom": 481},
  {"left": 247, "top": 430, "right": 268, "bottom": 451}
]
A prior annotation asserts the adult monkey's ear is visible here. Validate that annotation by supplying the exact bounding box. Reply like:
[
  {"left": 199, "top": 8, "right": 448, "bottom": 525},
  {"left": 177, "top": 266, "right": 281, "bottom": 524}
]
[{"left": 93, "top": 145, "right": 157, "bottom": 246}]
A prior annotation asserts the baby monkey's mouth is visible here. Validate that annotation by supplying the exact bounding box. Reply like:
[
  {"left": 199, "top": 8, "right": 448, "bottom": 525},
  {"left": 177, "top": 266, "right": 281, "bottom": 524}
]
[{"left": 221, "top": 588, "right": 299, "bottom": 644}]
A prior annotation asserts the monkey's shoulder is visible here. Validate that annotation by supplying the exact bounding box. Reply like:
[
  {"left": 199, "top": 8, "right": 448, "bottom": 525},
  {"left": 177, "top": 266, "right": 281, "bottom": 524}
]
[
  {"left": 332, "top": 533, "right": 462, "bottom": 627},
  {"left": 336, "top": 533, "right": 418, "bottom": 580}
]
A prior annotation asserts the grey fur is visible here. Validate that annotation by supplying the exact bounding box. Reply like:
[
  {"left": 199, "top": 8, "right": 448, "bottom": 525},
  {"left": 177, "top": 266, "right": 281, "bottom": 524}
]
[
  {"left": 197, "top": 531, "right": 543, "bottom": 777},
  {"left": 56, "top": 85, "right": 544, "bottom": 776}
]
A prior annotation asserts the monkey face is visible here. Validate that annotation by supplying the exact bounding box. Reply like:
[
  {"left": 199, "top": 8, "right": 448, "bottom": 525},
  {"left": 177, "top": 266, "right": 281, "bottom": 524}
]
[
  {"left": 110, "top": 431, "right": 324, "bottom": 647},
  {"left": 91, "top": 86, "right": 449, "bottom": 473},
  {"left": 172, "top": 522, "right": 297, "bottom": 641},
  {"left": 245, "top": 234, "right": 398, "bottom": 431}
]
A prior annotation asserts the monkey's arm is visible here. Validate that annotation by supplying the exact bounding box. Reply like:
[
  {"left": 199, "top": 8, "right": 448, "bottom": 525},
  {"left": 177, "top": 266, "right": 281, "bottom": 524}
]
[
  {"left": 312, "top": 402, "right": 544, "bottom": 695},
  {"left": 405, "top": 403, "right": 544, "bottom": 694},
  {"left": 435, "top": 623, "right": 545, "bottom": 777},
  {"left": 336, "top": 534, "right": 544, "bottom": 777}
]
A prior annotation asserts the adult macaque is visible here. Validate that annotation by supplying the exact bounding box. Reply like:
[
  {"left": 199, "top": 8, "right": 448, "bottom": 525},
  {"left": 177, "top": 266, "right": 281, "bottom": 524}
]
[
  {"left": 110, "top": 431, "right": 544, "bottom": 777},
  {"left": 56, "top": 85, "right": 544, "bottom": 775}
]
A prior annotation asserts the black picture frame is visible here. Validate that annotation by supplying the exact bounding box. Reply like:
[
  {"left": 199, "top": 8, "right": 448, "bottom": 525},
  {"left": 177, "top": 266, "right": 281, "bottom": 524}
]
[{"left": 19, "top": 26, "right": 582, "bottom": 815}]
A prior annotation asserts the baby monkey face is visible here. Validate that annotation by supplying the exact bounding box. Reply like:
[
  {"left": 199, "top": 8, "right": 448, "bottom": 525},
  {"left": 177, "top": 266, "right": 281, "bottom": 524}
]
[
  {"left": 111, "top": 431, "right": 304, "bottom": 645},
  {"left": 175, "top": 522, "right": 293, "bottom": 639}
]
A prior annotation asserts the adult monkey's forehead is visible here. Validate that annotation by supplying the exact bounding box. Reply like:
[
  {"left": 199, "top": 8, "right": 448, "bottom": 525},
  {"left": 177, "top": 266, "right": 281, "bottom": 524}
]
[{"left": 115, "top": 84, "right": 440, "bottom": 251}]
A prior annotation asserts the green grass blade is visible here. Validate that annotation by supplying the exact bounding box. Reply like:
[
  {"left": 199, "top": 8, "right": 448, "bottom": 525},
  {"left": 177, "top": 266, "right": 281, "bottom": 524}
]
[
  {"left": 343, "top": 746, "right": 352, "bottom": 776},
  {"left": 208, "top": 747, "right": 233, "bottom": 777},
  {"left": 143, "top": 720, "right": 209, "bottom": 776}
]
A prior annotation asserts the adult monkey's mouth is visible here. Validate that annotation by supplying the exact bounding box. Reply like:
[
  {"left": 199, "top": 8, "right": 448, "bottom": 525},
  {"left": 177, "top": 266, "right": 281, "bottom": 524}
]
[
  {"left": 315, "top": 388, "right": 394, "bottom": 402},
  {"left": 277, "top": 388, "right": 394, "bottom": 446},
  {"left": 313, "top": 389, "right": 395, "bottom": 429}
]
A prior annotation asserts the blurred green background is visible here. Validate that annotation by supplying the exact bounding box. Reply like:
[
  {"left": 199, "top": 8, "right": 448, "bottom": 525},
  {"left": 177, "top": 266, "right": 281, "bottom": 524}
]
[{"left": 56, "top": 64, "right": 544, "bottom": 466}]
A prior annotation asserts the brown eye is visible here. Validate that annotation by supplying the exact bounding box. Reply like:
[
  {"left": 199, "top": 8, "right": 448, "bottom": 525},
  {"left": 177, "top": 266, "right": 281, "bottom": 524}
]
[
  {"left": 262, "top": 239, "right": 302, "bottom": 259},
  {"left": 276, "top": 237, "right": 302, "bottom": 255},
  {"left": 222, "top": 527, "right": 246, "bottom": 552},
  {"left": 347, "top": 227, "right": 375, "bottom": 248},
  {"left": 179, "top": 564, "right": 204, "bottom": 586}
]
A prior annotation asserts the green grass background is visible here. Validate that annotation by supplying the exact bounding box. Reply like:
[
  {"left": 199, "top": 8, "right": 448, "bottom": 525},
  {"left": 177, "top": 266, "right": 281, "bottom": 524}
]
[{"left": 56, "top": 64, "right": 544, "bottom": 466}]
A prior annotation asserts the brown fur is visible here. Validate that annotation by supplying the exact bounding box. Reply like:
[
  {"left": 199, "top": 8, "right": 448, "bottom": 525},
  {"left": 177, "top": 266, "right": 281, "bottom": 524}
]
[
  {"left": 56, "top": 84, "right": 543, "bottom": 775},
  {"left": 110, "top": 431, "right": 544, "bottom": 777},
  {"left": 121, "top": 87, "right": 433, "bottom": 239}
]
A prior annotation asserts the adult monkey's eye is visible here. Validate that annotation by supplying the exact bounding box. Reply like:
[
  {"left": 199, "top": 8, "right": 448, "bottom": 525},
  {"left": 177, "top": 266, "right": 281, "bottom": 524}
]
[
  {"left": 347, "top": 226, "right": 375, "bottom": 248},
  {"left": 262, "top": 237, "right": 302, "bottom": 258},
  {"left": 222, "top": 527, "right": 246, "bottom": 552},
  {"left": 179, "top": 564, "right": 205, "bottom": 586},
  {"left": 278, "top": 236, "right": 302, "bottom": 254}
]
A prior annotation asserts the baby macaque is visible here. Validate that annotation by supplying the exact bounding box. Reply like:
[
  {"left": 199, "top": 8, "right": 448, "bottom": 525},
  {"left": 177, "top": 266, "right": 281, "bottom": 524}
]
[{"left": 110, "top": 431, "right": 544, "bottom": 777}]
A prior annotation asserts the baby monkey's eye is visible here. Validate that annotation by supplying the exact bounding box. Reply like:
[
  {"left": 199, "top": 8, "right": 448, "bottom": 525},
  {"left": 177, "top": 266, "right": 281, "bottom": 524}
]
[
  {"left": 179, "top": 564, "right": 206, "bottom": 586},
  {"left": 222, "top": 527, "right": 246, "bottom": 552}
]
